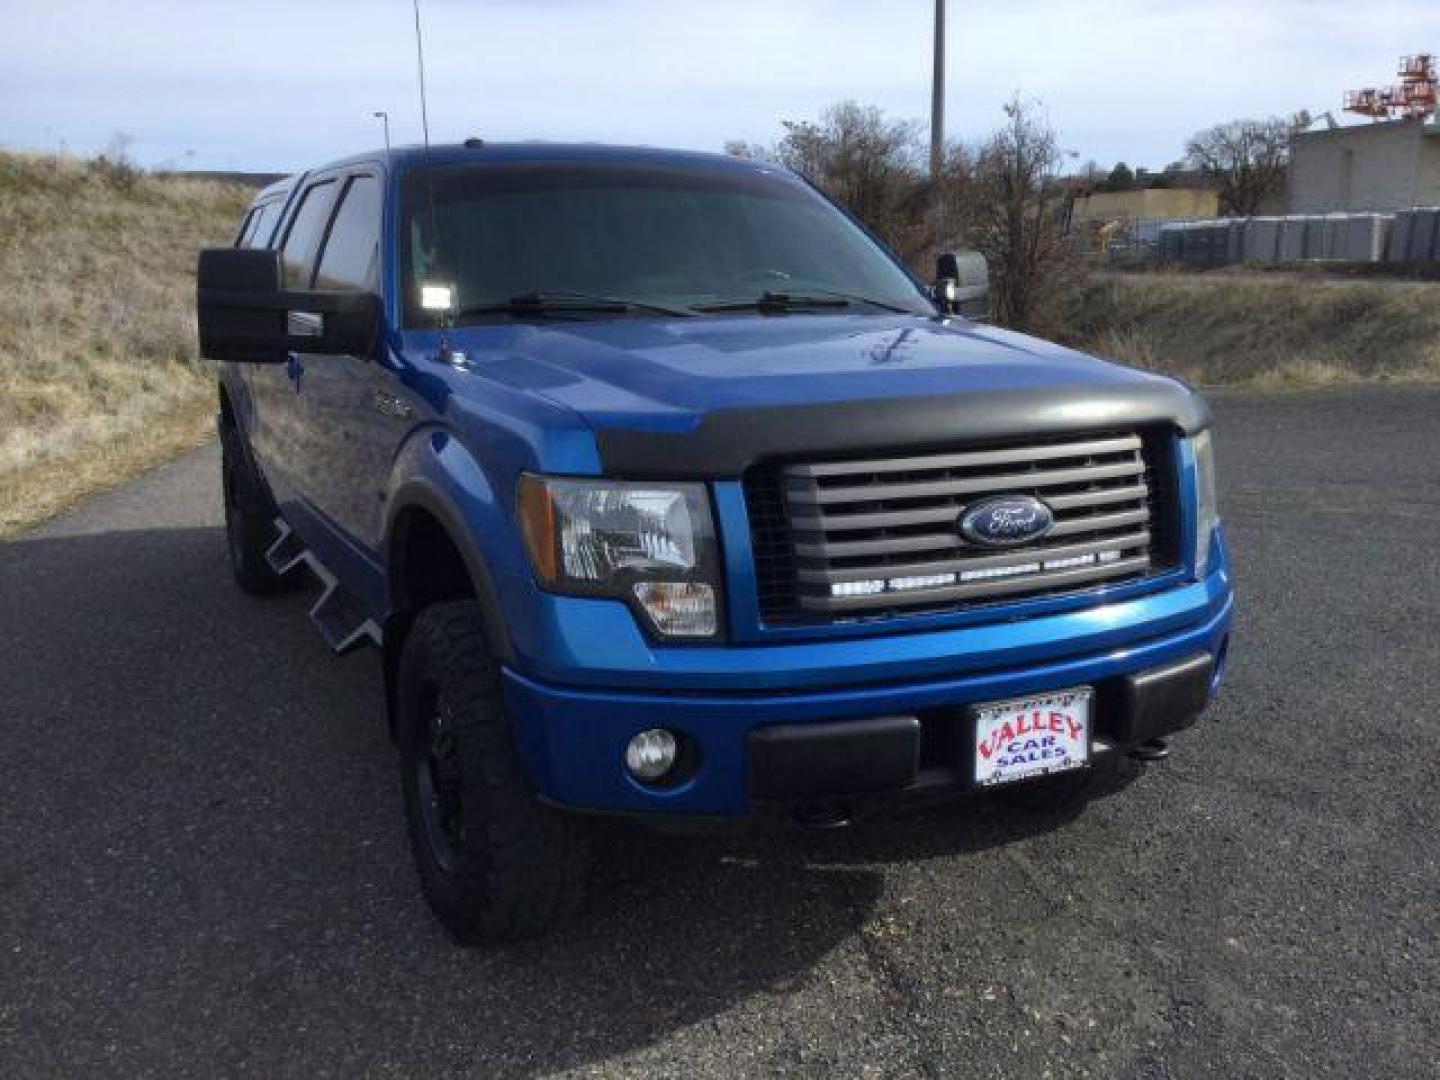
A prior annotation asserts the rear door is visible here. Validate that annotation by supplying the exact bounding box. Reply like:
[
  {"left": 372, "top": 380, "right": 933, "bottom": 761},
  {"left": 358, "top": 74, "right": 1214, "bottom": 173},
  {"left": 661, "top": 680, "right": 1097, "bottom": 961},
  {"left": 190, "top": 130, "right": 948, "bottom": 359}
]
[
  {"left": 250, "top": 174, "right": 340, "bottom": 507},
  {"left": 232, "top": 194, "right": 285, "bottom": 462}
]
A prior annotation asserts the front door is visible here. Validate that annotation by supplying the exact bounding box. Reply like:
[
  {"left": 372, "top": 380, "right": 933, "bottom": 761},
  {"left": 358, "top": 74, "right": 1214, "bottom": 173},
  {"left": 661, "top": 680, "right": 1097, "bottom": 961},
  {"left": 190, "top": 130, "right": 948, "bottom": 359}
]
[{"left": 298, "top": 171, "right": 411, "bottom": 554}]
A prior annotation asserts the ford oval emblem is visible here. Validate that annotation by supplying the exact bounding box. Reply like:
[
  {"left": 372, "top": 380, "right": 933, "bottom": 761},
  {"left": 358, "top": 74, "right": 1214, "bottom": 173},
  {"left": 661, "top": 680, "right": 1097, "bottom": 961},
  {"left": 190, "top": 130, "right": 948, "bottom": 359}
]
[{"left": 959, "top": 495, "right": 1055, "bottom": 548}]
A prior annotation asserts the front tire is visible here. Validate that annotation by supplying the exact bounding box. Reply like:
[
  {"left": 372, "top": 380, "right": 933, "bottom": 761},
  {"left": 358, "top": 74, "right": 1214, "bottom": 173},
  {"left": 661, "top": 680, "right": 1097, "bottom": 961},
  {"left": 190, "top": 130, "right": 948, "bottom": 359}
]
[{"left": 396, "top": 601, "right": 589, "bottom": 943}]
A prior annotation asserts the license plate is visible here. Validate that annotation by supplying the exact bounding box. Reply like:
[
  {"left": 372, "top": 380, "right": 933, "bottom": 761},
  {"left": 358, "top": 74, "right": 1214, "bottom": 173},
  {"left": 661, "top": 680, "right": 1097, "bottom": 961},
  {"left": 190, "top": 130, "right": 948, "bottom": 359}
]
[{"left": 973, "top": 687, "right": 1092, "bottom": 787}]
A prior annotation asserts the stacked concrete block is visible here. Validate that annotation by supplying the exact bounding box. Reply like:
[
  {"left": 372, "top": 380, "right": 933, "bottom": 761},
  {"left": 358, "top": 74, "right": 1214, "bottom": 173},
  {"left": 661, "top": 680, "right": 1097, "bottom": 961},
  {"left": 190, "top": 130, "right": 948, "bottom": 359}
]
[
  {"left": 1225, "top": 219, "right": 1247, "bottom": 263},
  {"left": 1409, "top": 208, "right": 1440, "bottom": 261},
  {"left": 1278, "top": 217, "right": 1309, "bottom": 260},
  {"left": 1186, "top": 222, "right": 1231, "bottom": 266},
  {"left": 1319, "top": 215, "right": 1346, "bottom": 260},
  {"left": 1387, "top": 211, "right": 1412, "bottom": 262},
  {"left": 1385, "top": 209, "right": 1440, "bottom": 262},
  {"left": 1151, "top": 209, "right": 1431, "bottom": 265},
  {"left": 1242, "top": 218, "right": 1282, "bottom": 262},
  {"left": 1157, "top": 222, "right": 1187, "bottom": 263},
  {"left": 1336, "top": 214, "right": 1390, "bottom": 262}
]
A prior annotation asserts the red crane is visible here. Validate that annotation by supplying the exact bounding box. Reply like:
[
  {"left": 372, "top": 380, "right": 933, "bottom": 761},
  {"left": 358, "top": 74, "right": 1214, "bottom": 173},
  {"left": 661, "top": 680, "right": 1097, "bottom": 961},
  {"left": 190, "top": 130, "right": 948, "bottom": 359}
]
[{"left": 1345, "top": 54, "right": 1437, "bottom": 121}]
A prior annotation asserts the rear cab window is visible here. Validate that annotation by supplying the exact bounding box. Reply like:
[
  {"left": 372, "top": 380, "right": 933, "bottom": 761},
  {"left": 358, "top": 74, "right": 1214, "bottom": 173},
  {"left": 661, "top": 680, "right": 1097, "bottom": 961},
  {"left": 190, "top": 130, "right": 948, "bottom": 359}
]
[
  {"left": 234, "top": 207, "right": 258, "bottom": 247},
  {"left": 237, "top": 199, "right": 281, "bottom": 250}
]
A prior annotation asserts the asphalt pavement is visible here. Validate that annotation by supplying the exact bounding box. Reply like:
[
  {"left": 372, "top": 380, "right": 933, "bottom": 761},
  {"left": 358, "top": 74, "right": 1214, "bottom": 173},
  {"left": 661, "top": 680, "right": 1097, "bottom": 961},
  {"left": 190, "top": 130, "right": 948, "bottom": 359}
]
[{"left": 2, "top": 385, "right": 1437, "bottom": 1078}]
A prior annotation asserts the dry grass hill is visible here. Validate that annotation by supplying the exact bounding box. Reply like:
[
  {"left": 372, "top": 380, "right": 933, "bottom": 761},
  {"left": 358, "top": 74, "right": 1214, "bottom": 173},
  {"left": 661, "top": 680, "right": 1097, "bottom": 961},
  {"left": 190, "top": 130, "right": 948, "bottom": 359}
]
[
  {"left": 1071, "top": 270, "right": 1440, "bottom": 387},
  {"left": 2, "top": 149, "right": 1437, "bottom": 538},
  {"left": 0, "top": 151, "right": 251, "bottom": 536}
]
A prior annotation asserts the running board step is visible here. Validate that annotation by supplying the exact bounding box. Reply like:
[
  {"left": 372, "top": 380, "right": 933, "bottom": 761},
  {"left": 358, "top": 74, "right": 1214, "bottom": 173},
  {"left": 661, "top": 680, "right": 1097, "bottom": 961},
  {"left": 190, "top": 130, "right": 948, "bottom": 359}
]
[
  {"left": 268, "top": 517, "right": 382, "bottom": 655},
  {"left": 264, "top": 521, "right": 308, "bottom": 576}
]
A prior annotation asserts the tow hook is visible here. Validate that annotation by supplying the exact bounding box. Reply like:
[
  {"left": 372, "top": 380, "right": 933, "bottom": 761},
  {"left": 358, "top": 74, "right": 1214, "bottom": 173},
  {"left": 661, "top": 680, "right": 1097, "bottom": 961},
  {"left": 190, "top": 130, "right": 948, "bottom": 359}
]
[
  {"left": 1129, "top": 738, "right": 1171, "bottom": 762},
  {"left": 794, "top": 803, "right": 854, "bottom": 829}
]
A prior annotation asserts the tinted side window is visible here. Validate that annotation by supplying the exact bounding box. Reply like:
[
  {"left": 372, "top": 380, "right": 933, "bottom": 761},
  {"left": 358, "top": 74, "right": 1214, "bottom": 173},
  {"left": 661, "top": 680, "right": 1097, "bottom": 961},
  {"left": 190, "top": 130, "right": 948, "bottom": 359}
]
[
  {"left": 241, "top": 201, "right": 279, "bottom": 249},
  {"left": 279, "top": 180, "right": 338, "bottom": 285},
  {"left": 246, "top": 201, "right": 279, "bottom": 250},
  {"left": 314, "top": 176, "right": 381, "bottom": 291},
  {"left": 234, "top": 207, "right": 257, "bottom": 247}
]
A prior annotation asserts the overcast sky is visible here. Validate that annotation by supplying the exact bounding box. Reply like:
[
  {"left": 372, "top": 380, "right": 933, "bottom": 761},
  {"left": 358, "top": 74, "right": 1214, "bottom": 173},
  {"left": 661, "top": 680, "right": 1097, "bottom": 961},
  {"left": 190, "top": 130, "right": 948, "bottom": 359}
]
[{"left": 1, "top": 0, "right": 1435, "bottom": 172}]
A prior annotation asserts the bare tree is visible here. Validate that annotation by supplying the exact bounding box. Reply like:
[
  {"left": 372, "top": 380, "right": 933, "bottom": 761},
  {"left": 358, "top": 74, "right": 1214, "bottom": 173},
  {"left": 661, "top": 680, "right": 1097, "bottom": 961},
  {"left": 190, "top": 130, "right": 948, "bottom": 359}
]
[
  {"left": 731, "top": 102, "right": 940, "bottom": 267},
  {"left": 1184, "top": 117, "right": 1290, "bottom": 216},
  {"left": 960, "top": 97, "right": 1075, "bottom": 333},
  {"left": 728, "top": 98, "right": 1083, "bottom": 332}
]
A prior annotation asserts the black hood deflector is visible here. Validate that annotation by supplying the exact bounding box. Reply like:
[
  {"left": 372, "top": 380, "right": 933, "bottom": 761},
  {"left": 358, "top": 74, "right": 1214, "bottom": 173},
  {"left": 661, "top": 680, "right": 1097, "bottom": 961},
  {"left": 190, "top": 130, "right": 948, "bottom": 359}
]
[{"left": 595, "top": 382, "right": 1211, "bottom": 478}]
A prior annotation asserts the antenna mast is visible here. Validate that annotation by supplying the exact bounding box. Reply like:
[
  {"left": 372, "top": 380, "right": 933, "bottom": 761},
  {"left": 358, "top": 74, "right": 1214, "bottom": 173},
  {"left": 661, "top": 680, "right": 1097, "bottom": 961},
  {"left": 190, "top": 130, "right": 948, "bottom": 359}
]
[
  {"left": 411, "top": 0, "right": 451, "bottom": 335},
  {"left": 413, "top": 0, "right": 432, "bottom": 148}
]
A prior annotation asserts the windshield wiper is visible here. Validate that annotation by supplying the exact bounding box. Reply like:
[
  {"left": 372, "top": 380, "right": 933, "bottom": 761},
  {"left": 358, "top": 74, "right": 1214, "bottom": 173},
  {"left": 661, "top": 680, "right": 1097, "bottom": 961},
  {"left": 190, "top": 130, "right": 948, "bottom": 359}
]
[
  {"left": 458, "top": 290, "right": 695, "bottom": 319},
  {"left": 693, "top": 289, "right": 912, "bottom": 314}
]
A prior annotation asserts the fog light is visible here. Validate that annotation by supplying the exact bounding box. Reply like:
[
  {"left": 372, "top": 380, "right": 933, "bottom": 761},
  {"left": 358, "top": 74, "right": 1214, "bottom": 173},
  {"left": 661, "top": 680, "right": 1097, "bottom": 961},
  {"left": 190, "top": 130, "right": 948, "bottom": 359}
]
[{"left": 624, "top": 728, "right": 679, "bottom": 783}]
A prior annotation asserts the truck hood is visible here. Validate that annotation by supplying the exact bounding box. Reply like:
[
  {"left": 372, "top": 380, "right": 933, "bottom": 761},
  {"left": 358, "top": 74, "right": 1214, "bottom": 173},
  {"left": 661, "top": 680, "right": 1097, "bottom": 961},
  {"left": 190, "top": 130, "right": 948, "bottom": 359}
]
[{"left": 442, "top": 314, "right": 1208, "bottom": 477}]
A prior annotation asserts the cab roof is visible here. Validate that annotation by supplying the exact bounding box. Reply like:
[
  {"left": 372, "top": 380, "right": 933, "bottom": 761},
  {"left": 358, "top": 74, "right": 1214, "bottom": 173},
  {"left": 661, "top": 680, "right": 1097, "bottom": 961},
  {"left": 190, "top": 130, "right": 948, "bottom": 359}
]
[{"left": 254, "top": 142, "right": 780, "bottom": 203}]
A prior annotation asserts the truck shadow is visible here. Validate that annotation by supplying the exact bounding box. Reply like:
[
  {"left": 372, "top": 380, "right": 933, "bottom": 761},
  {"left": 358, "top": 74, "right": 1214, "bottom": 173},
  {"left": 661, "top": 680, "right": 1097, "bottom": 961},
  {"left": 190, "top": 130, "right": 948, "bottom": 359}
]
[{"left": 0, "top": 523, "right": 1126, "bottom": 1077}]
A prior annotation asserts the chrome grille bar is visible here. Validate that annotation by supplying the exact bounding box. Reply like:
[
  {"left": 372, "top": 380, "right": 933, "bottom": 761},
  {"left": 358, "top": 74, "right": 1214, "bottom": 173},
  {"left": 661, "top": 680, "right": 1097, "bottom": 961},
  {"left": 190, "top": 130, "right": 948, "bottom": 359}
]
[{"left": 785, "top": 459, "right": 1145, "bottom": 507}]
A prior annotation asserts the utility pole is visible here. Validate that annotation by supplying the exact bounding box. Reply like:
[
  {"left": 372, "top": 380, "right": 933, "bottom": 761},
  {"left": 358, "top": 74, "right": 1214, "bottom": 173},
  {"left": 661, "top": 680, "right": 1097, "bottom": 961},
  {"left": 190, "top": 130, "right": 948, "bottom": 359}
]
[{"left": 929, "top": 0, "right": 946, "bottom": 183}]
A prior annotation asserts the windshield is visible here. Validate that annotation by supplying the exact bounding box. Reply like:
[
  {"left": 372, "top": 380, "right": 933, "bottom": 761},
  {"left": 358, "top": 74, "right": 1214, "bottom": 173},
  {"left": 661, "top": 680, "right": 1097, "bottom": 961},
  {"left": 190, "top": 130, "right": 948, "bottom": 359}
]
[{"left": 402, "top": 160, "right": 935, "bottom": 325}]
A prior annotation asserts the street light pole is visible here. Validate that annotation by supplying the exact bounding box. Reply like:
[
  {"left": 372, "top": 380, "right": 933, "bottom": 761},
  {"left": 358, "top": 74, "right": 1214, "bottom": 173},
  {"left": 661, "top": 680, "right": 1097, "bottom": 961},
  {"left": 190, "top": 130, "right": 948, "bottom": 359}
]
[
  {"left": 373, "top": 110, "right": 391, "bottom": 155},
  {"left": 929, "top": 0, "right": 946, "bottom": 184}
]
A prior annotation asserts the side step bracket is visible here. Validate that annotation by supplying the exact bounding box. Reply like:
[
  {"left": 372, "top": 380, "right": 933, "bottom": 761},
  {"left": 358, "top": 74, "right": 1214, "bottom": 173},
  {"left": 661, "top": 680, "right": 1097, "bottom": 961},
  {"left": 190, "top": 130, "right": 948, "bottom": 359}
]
[{"left": 266, "top": 518, "right": 382, "bottom": 655}]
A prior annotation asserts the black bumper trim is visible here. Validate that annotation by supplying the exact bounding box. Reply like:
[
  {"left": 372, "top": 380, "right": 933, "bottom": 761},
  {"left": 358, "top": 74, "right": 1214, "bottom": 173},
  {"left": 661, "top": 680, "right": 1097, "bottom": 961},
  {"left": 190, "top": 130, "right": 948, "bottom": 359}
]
[
  {"left": 747, "top": 716, "right": 920, "bottom": 803},
  {"left": 743, "top": 651, "right": 1217, "bottom": 808},
  {"left": 1105, "top": 650, "right": 1215, "bottom": 745}
]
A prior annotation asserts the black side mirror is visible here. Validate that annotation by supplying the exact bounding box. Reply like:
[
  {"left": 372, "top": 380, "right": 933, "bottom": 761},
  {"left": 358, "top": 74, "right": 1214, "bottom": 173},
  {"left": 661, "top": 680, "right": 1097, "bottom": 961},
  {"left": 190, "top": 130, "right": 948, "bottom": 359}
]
[
  {"left": 934, "top": 250, "right": 991, "bottom": 321},
  {"left": 197, "top": 248, "right": 380, "bottom": 364}
]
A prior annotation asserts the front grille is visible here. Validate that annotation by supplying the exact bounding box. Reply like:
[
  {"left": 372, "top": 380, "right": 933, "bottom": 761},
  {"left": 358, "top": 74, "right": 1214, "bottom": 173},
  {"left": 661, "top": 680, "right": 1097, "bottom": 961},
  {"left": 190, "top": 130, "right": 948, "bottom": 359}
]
[{"left": 744, "top": 430, "right": 1179, "bottom": 625}]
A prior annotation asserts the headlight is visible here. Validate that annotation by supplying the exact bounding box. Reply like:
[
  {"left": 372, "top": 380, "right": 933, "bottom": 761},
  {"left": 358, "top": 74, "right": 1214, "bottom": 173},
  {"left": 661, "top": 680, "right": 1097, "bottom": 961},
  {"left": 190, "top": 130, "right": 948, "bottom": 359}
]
[
  {"left": 1190, "top": 430, "right": 1219, "bottom": 578},
  {"left": 517, "top": 475, "right": 720, "bottom": 638}
]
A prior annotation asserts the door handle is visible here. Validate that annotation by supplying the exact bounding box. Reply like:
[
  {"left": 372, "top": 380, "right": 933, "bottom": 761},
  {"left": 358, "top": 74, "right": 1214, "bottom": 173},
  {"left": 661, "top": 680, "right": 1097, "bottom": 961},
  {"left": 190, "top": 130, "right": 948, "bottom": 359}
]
[{"left": 286, "top": 352, "right": 305, "bottom": 391}]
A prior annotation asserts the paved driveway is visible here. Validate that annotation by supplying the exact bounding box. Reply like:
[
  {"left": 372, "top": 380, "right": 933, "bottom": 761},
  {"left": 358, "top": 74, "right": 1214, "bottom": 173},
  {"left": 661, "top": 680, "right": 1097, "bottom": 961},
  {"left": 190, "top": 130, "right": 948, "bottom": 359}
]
[{"left": 2, "top": 386, "right": 1436, "bottom": 1078}]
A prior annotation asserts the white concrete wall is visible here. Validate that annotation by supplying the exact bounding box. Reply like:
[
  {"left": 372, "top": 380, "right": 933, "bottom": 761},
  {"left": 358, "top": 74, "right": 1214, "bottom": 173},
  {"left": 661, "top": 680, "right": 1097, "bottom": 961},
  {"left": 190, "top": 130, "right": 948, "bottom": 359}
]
[{"left": 1288, "top": 121, "right": 1440, "bottom": 213}]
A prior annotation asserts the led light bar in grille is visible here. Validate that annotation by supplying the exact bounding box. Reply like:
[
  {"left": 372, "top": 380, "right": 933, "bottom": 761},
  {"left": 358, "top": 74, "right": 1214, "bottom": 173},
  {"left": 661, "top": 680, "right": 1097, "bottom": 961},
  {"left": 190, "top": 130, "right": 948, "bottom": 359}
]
[
  {"left": 747, "top": 430, "right": 1175, "bottom": 623},
  {"left": 826, "top": 549, "right": 1129, "bottom": 598}
]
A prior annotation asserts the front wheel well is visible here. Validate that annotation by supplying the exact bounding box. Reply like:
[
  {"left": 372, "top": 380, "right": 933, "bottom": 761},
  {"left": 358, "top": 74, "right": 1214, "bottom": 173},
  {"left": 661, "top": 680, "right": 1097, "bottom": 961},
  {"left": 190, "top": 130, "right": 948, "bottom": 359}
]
[
  {"left": 218, "top": 382, "right": 236, "bottom": 429},
  {"left": 383, "top": 506, "right": 481, "bottom": 737},
  {"left": 390, "top": 507, "right": 477, "bottom": 613}
]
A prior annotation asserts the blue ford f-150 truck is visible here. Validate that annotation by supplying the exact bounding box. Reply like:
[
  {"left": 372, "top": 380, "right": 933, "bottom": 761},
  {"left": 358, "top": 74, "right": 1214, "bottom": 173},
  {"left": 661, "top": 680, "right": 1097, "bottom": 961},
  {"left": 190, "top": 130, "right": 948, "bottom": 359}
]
[{"left": 197, "top": 142, "right": 1232, "bottom": 942}]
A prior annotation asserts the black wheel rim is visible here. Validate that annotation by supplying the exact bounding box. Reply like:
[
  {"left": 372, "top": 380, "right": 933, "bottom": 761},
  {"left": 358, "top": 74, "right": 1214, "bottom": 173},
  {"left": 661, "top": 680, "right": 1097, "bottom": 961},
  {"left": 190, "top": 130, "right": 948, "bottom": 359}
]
[{"left": 415, "top": 691, "right": 465, "bottom": 874}]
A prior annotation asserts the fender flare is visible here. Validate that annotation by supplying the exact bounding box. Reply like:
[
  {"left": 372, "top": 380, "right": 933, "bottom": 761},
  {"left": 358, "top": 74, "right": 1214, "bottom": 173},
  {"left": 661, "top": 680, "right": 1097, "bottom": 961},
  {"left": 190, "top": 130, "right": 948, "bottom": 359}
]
[{"left": 383, "top": 477, "right": 516, "bottom": 666}]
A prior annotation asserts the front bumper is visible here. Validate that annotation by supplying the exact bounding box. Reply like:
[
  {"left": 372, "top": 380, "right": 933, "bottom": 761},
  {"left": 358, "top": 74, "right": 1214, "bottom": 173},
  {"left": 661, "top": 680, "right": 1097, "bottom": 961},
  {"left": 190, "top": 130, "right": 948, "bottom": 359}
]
[{"left": 504, "top": 576, "right": 1233, "bottom": 817}]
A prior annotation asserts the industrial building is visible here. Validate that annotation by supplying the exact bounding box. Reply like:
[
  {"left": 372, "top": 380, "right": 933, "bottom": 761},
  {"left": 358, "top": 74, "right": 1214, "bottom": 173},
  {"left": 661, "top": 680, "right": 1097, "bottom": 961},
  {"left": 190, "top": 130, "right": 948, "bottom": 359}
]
[
  {"left": 1288, "top": 53, "right": 1440, "bottom": 213},
  {"left": 1288, "top": 118, "right": 1440, "bottom": 213},
  {"left": 1069, "top": 187, "right": 1218, "bottom": 228}
]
